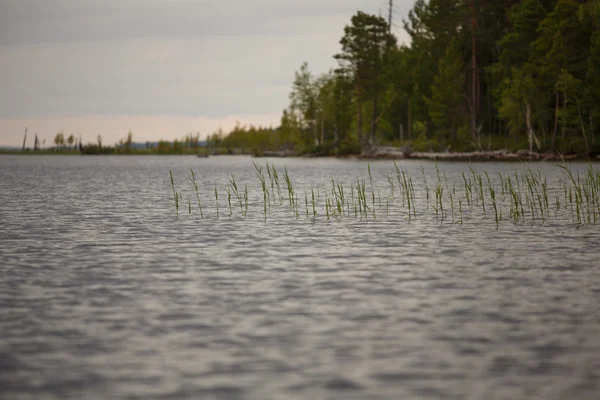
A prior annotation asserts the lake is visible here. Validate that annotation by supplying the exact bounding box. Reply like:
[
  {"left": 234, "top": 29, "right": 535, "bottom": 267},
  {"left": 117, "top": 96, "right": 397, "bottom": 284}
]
[{"left": 1, "top": 155, "right": 599, "bottom": 399}]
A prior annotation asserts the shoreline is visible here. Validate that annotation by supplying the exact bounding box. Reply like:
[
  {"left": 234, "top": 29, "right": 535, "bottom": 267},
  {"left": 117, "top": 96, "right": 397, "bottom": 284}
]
[
  {"left": 266, "top": 148, "right": 600, "bottom": 162},
  {"left": 2, "top": 148, "right": 599, "bottom": 162},
  {"left": 359, "top": 148, "right": 599, "bottom": 162}
]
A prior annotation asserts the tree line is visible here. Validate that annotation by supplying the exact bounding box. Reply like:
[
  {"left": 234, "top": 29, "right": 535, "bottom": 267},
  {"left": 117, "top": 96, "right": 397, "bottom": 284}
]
[
  {"left": 15, "top": 130, "right": 208, "bottom": 155},
  {"left": 216, "top": 0, "right": 600, "bottom": 156}
]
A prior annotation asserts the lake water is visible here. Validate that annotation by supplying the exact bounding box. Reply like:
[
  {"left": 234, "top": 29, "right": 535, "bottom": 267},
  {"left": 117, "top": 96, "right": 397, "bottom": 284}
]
[{"left": 1, "top": 155, "right": 599, "bottom": 400}]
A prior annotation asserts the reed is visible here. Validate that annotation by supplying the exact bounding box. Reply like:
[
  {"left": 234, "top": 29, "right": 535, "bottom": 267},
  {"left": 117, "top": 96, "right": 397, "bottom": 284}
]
[
  {"left": 388, "top": 173, "right": 395, "bottom": 200},
  {"left": 272, "top": 164, "right": 282, "bottom": 204},
  {"left": 228, "top": 173, "right": 244, "bottom": 215},
  {"left": 225, "top": 187, "right": 232, "bottom": 216},
  {"left": 283, "top": 167, "right": 294, "bottom": 209},
  {"left": 214, "top": 184, "right": 219, "bottom": 219},
  {"left": 244, "top": 185, "right": 249, "bottom": 216},
  {"left": 169, "top": 170, "right": 179, "bottom": 218},
  {"left": 253, "top": 160, "right": 268, "bottom": 221},
  {"left": 169, "top": 161, "right": 600, "bottom": 227},
  {"left": 267, "top": 163, "right": 275, "bottom": 206},
  {"left": 421, "top": 166, "right": 429, "bottom": 209},
  {"left": 449, "top": 189, "right": 455, "bottom": 223},
  {"left": 305, "top": 192, "right": 309, "bottom": 217},
  {"left": 311, "top": 186, "right": 317, "bottom": 218},
  {"left": 189, "top": 169, "right": 203, "bottom": 218},
  {"left": 485, "top": 172, "right": 499, "bottom": 228}
]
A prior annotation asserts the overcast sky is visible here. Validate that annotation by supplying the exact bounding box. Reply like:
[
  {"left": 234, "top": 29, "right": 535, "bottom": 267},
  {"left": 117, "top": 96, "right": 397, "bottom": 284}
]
[{"left": 0, "top": 0, "right": 411, "bottom": 146}]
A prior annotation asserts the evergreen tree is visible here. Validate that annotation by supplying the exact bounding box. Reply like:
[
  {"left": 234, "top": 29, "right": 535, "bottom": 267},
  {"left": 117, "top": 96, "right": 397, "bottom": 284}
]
[
  {"left": 426, "top": 37, "right": 466, "bottom": 143},
  {"left": 335, "top": 11, "right": 395, "bottom": 149}
]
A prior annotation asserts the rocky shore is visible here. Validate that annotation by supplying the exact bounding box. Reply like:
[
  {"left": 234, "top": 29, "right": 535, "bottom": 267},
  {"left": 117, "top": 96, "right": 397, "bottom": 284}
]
[
  {"left": 361, "top": 146, "right": 599, "bottom": 162},
  {"left": 253, "top": 146, "right": 599, "bottom": 161}
]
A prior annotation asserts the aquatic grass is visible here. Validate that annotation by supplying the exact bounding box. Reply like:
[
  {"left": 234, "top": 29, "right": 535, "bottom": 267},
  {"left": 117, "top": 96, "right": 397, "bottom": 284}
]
[
  {"left": 228, "top": 173, "right": 244, "bottom": 215},
  {"left": 421, "top": 166, "right": 429, "bottom": 209},
  {"left": 244, "top": 185, "right": 249, "bottom": 217},
  {"left": 311, "top": 187, "right": 317, "bottom": 218},
  {"left": 401, "top": 170, "right": 412, "bottom": 221},
  {"left": 462, "top": 171, "right": 472, "bottom": 212},
  {"left": 169, "top": 170, "right": 179, "bottom": 218},
  {"left": 283, "top": 167, "right": 295, "bottom": 210},
  {"left": 189, "top": 169, "right": 203, "bottom": 218},
  {"left": 253, "top": 160, "right": 268, "bottom": 221},
  {"left": 169, "top": 161, "right": 600, "bottom": 227},
  {"left": 225, "top": 187, "right": 232, "bottom": 216},
  {"left": 331, "top": 178, "right": 344, "bottom": 218},
  {"left": 266, "top": 163, "right": 274, "bottom": 206},
  {"left": 485, "top": 172, "right": 499, "bottom": 228},
  {"left": 368, "top": 163, "right": 373, "bottom": 193},
  {"left": 449, "top": 188, "right": 455, "bottom": 223},
  {"left": 214, "top": 184, "right": 219, "bottom": 219},
  {"left": 305, "top": 192, "right": 309, "bottom": 218},
  {"left": 387, "top": 173, "right": 395, "bottom": 200},
  {"left": 273, "top": 165, "right": 282, "bottom": 205}
]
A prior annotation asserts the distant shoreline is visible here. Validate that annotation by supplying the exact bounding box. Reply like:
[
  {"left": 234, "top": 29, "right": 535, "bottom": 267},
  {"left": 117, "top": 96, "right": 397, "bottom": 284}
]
[
  {"left": 3, "top": 147, "right": 599, "bottom": 162},
  {"left": 260, "top": 148, "right": 600, "bottom": 162}
]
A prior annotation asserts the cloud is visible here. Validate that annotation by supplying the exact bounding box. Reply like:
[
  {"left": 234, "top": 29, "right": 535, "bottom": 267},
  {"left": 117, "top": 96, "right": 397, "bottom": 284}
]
[
  {"left": 0, "top": 29, "right": 343, "bottom": 118},
  {"left": 0, "top": 0, "right": 394, "bottom": 46},
  {"left": 0, "top": 0, "right": 413, "bottom": 145}
]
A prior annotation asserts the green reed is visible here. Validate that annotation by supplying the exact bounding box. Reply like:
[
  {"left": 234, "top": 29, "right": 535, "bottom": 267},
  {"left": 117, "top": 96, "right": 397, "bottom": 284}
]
[
  {"left": 311, "top": 186, "right": 317, "bottom": 218},
  {"left": 214, "top": 184, "right": 219, "bottom": 219},
  {"left": 189, "top": 169, "right": 203, "bottom": 218},
  {"left": 169, "top": 161, "right": 600, "bottom": 227},
  {"left": 253, "top": 160, "right": 268, "bottom": 221},
  {"left": 169, "top": 170, "right": 179, "bottom": 218},
  {"left": 228, "top": 173, "right": 244, "bottom": 215}
]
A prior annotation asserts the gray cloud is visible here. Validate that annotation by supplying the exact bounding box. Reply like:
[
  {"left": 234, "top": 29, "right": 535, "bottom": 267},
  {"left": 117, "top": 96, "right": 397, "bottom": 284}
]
[
  {"left": 0, "top": 0, "right": 412, "bottom": 138},
  {"left": 0, "top": 0, "right": 391, "bottom": 45}
]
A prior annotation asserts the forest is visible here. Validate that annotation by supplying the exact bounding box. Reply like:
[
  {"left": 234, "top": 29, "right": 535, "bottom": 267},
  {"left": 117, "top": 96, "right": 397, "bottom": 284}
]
[{"left": 208, "top": 0, "right": 600, "bottom": 157}]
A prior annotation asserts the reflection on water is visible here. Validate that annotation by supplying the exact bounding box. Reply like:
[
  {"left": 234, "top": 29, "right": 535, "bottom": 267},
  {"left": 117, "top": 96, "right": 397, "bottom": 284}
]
[{"left": 1, "top": 155, "right": 599, "bottom": 399}]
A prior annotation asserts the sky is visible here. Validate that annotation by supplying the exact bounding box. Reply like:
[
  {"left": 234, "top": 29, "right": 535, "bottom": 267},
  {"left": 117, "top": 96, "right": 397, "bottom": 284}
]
[{"left": 0, "top": 0, "right": 411, "bottom": 147}]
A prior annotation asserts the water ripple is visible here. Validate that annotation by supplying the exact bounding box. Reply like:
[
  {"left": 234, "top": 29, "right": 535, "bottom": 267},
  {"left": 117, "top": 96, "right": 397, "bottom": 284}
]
[{"left": 1, "top": 156, "right": 599, "bottom": 399}]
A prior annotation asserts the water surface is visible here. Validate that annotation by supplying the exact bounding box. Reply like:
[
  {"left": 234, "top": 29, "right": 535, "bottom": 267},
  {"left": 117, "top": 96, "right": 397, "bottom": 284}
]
[{"left": 1, "top": 155, "right": 599, "bottom": 399}]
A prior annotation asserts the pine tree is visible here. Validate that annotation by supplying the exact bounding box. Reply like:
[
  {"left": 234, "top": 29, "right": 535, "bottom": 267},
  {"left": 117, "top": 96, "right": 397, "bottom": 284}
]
[{"left": 426, "top": 37, "right": 466, "bottom": 143}]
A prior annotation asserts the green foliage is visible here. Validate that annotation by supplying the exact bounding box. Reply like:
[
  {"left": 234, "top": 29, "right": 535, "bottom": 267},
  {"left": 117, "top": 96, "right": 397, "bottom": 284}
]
[
  {"left": 425, "top": 37, "right": 466, "bottom": 142},
  {"left": 211, "top": 0, "right": 599, "bottom": 156},
  {"left": 335, "top": 11, "right": 396, "bottom": 147}
]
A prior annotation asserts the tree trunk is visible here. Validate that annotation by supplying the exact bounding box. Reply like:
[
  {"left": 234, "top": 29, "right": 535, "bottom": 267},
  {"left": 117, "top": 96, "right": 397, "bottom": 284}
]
[
  {"left": 552, "top": 91, "right": 558, "bottom": 150},
  {"left": 371, "top": 95, "right": 378, "bottom": 148},
  {"left": 525, "top": 101, "right": 535, "bottom": 153},
  {"left": 320, "top": 118, "right": 325, "bottom": 145},
  {"left": 525, "top": 100, "right": 542, "bottom": 153},
  {"left": 562, "top": 94, "right": 567, "bottom": 140},
  {"left": 334, "top": 125, "right": 339, "bottom": 150},
  {"left": 357, "top": 97, "right": 362, "bottom": 147},
  {"left": 576, "top": 100, "right": 589, "bottom": 153},
  {"left": 451, "top": 113, "right": 457, "bottom": 142},
  {"left": 407, "top": 99, "right": 412, "bottom": 140},
  {"left": 487, "top": 84, "right": 493, "bottom": 137},
  {"left": 470, "top": 1, "right": 479, "bottom": 149},
  {"left": 590, "top": 114, "right": 595, "bottom": 146},
  {"left": 22, "top": 127, "right": 28, "bottom": 151}
]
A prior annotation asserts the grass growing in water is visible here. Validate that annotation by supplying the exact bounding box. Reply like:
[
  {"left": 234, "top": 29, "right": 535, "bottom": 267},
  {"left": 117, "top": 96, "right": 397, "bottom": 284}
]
[
  {"left": 189, "top": 169, "right": 203, "bottom": 218},
  {"left": 169, "top": 170, "right": 179, "bottom": 218},
  {"left": 169, "top": 161, "right": 600, "bottom": 227}
]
